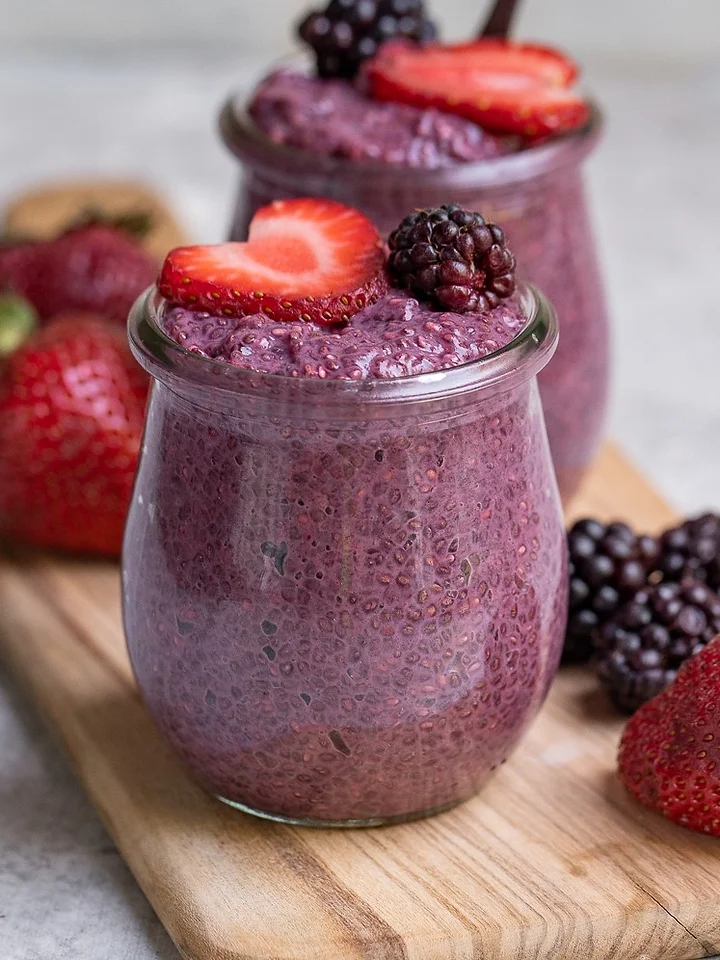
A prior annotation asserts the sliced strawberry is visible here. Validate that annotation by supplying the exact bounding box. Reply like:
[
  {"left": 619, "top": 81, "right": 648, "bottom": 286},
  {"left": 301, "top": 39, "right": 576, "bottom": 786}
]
[
  {"left": 158, "top": 198, "right": 387, "bottom": 325},
  {"left": 365, "top": 40, "right": 589, "bottom": 139},
  {"left": 399, "top": 39, "right": 581, "bottom": 88}
]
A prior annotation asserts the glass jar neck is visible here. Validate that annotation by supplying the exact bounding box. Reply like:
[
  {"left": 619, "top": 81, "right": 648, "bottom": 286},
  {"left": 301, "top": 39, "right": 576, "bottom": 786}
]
[
  {"left": 128, "top": 285, "right": 558, "bottom": 423},
  {"left": 220, "top": 95, "right": 602, "bottom": 194}
]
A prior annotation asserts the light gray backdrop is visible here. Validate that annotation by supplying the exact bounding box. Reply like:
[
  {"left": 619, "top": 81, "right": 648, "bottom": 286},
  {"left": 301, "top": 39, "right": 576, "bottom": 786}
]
[{"left": 4, "top": 0, "right": 720, "bottom": 59}]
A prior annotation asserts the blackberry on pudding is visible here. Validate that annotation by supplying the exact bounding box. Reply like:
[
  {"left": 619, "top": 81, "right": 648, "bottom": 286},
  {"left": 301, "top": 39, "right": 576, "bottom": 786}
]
[
  {"left": 298, "top": 0, "right": 438, "bottom": 79},
  {"left": 124, "top": 198, "right": 568, "bottom": 825},
  {"left": 564, "top": 518, "right": 659, "bottom": 664},
  {"left": 388, "top": 204, "right": 516, "bottom": 313},
  {"left": 595, "top": 579, "right": 720, "bottom": 714}
]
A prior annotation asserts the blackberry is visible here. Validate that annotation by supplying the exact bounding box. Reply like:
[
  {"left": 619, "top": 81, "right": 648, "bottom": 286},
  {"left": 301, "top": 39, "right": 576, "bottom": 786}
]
[
  {"left": 656, "top": 512, "right": 720, "bottom": 589},
  {"left": 298, "top": 0, "right": 438, "bottom": 80},
  {"left": 564, "top": 518, "right": 659, "bottom": 665},
  {"left": 387, "top": 204, "right": 516, "bottom": 313},
  {"left": 596, "top": 579, "right": 720, "bottom": 713}
]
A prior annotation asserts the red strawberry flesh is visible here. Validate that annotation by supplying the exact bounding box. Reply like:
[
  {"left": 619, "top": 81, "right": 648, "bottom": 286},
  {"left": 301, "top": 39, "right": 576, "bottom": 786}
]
[
  {"left": 158, "top": 198, "right": 387, "bottom": 324},
  {"left": 0, "top": 241, "right": 42, "bottom": 304},
  {"left": 0, "top": 312, "right": 148, "bottom": 556},
  {"left": 0, "top": 225, "right": 156, "bottom": 327},
  {"left": 618, "top": 636, "right": 720, "bottom": 837},
  {"left": 386, "top": 40, "right": 580, "bottom": 88},
  {"left": 365, "top": 41, "right": 590, "bottom": 139}
]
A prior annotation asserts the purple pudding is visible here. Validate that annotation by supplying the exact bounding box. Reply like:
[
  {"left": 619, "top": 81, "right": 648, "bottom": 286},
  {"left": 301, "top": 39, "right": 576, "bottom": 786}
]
[
  {"left": 249, "top": 70, "right": 511, "bottom": 168},
  {"left": 123, "top": 201, "right": 568, "bottom": 825},
  {"left": 162, "top": 292, "right": 527, "bottom": 379}
]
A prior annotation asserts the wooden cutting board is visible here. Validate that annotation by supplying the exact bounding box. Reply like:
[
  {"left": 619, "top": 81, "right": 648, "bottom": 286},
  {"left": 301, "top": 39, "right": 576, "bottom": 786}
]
[{"left": 1, "top": 445, "right": 719, "bottom": 960}]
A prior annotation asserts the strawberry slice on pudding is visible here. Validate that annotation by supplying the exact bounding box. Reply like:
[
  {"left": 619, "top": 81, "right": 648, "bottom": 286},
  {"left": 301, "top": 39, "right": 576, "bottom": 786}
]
[
  {"left": 365, "top": 40, "right": 590, "bottom": 139},
  {"left": 159, "top": 198, "right": 387, "bottom": 324}
]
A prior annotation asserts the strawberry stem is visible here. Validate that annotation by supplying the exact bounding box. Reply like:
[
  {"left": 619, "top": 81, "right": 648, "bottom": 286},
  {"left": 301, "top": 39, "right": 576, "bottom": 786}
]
[
  {"left": 68, "top": 205, "right": 154, "bottom": 241},
  {"left": 0, "top": 294, "right": 38, "bottom": 357},
  {"left": 478, "top": 0, "right": 522, "bottom": 38}
]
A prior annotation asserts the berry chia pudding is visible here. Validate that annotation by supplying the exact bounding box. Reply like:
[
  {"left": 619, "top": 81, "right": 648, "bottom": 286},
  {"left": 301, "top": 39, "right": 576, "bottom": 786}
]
[
  {"left": 162, "top": 291, "right": 528, "bottom": 378},
  {"left": 220, "top": 10, "right": 610, "bottom": 501},
  {"left": 123, "top": 199, "right": 569, "bottom": 825},
  {"left": 247, "top": 70, "right": 513, "bottom": 167}
]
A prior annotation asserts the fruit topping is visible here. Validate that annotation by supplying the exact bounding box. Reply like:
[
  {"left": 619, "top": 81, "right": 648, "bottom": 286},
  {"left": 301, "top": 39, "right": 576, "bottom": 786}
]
[
  {"left": 365, "top": 39, "right": 590, "bottom": 138},
  {"left": 387, "top": 203, "right": 515, "bottom": 312},
  {"left": 298, "top": 0, "right": 438, "bottom": 79},
  {"left": 158, "top": 198, "right": 387, "bottom": 325},
  {"left": 564, "top": 518, "right": 659, "bottom": 664},
  {"left": 596, "top": 580, "right": 720, "bottom": 714},
  {"left": 618, "top": 635, "right": 720, "bottom": 837}
]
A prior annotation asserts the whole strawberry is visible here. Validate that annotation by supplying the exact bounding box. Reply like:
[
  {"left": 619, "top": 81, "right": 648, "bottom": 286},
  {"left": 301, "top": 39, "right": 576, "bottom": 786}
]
[
  {"left": 0, "top": 311, "right": 148, "bottom": 556},
  {"left": 0, "top": 224, "right": 156, "bottom": 326},
  {"left": 618, "top": 636, "right": 720, "bottom": 837},
  {"left": 0, "top": 239, "right": 40, "bottom": 303}
]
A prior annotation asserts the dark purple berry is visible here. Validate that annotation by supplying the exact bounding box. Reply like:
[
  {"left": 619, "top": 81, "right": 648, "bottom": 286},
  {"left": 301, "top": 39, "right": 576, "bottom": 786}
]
[
  {"left": 637, "top": 534, "right": 661, "bottom": 564},
  {"left": 656, "top": 512, "right": 720, "bottom": 589},
  {"left": 569, "top": 577, "right": 590, "bottom": 607},
  {"left": 606, "top": 521, "right": 634, "bottom": 540},
  {"left": 388, "top": 204, "right": 516, "bottom": 313},
  {"left": 297, "top": 0, "right": 437, "bottom": 78},
  {"left": 563, "top": 517, "right": 660, "bottom": 665},
  {"left": 603, "top": 535, "right": 634, "bottom": 561},
  {"left": 573, "top": 518, "right": 606, "bottom": 541},
  {"left": 581, "top": 553, "right": 614, "bottom": 587},
  {"left": 592, "top": 585, "right": 621, "bottom": 615},
  {"left": 595, "top": 579, "right": 720, "bottom": 713},
  {"left": 567, "top": 531, "right": 596, "bottom": 560},
  {"left": 616, "top": 559, "right": 647, "bottom": 591}
]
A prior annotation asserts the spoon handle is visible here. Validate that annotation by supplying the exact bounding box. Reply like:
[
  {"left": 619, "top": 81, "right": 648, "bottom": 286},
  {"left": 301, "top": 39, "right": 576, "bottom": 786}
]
[{"left": 478, "top": 0, "right": 523, "bottom": 38}]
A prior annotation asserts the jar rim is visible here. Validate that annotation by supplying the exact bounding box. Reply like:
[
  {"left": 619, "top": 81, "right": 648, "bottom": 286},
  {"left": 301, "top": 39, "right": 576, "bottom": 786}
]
[
  {"left": 128, "top": 284, "right": 558, "bottom": 418},
  {"left": 220, "top": 88, "right": 602, "bottom": 190}
]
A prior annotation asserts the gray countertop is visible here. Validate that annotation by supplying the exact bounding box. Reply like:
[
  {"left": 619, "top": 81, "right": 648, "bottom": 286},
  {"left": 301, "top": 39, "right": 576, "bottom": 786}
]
[{"left": 0, "top": 51, "right": 718, "bottom": 960}]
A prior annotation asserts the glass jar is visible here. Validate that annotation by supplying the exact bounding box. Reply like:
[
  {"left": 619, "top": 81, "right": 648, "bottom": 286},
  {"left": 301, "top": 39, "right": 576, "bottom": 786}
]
[
  {"left": 220, "top": 97, "right": 610, "bottom": 502},
  {"left": 122, "top": 284, "right": 568, "bottom": 827}
]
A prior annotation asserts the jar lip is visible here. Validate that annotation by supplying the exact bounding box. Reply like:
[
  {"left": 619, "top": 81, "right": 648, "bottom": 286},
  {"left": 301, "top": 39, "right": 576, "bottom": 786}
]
[
  {"left": 128, "top": 284, "right": 558, "bottom": 414},
  {"left": 220, "top": 86, "right": 602, "bottom": 189}
]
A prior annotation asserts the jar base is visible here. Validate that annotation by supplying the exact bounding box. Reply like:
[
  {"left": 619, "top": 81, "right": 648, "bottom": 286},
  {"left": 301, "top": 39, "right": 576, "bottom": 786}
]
[{"left": 215, "top": 793, "right": 466, "bottom": 828}]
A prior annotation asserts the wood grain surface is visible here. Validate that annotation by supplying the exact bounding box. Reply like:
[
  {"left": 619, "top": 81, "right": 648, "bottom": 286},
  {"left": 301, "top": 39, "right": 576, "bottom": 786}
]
[{"left": 1, "top": 445, "right": 718, "bottom": 960}]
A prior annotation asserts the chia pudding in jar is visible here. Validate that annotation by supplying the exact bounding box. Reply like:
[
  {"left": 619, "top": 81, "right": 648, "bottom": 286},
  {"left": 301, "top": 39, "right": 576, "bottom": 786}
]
[
  {"left": 220, "top": 5, "right": 610, "bottom": 501},
  {"left": 122, "top": 199, "right": 569, "bottom": 825}
]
